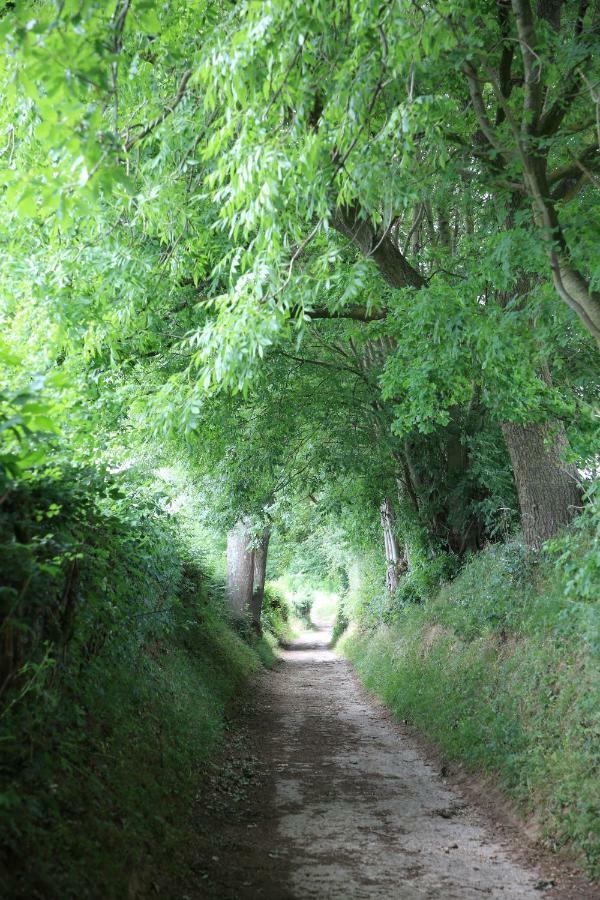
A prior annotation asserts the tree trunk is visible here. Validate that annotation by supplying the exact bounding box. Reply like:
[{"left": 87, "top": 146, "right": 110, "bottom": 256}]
[
  {"left": 380, "top": 497, "right": 406, "bottom": 594},
  {"left": 250, "top": 527, "right": 271, "bottom": 632},
  {"left": 443, "top": 409, "right": 483, "bottom": 555},
  {"left": 501, "top": 420, "right": 581, "bottom": 549},
  {"left": 226, "top": 520, "right": 255, "bottom": 619}
]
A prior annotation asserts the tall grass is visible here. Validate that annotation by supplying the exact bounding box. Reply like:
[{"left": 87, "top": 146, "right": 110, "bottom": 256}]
[{"left": 342, "top": 533, "right": 600, "bottom": 877}]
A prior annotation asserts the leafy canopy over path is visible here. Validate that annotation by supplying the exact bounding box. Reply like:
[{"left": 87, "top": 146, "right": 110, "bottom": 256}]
[
  {"left": 1, "top": 3, "right": 600, "bottom": 892},
  {"left": 1, "top": 0, "right": 598, "bottom": 548}
]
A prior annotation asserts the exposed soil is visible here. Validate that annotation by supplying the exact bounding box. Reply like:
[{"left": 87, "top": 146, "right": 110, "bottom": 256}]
[{"left": 156, "top": 626, "right": 599, "bottom": 899}]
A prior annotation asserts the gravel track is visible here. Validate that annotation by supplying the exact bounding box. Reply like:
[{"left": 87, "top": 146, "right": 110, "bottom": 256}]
[{"left": 261, "top": 627, "right": 545, "bottom": 899}]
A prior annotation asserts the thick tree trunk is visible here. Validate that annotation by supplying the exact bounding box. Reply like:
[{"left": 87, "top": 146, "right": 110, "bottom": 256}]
[
  {"left": 501, "top": 420, "right": 581, "bottom": 549},
  {"left": 380, "top": 497, "right": 406, "bottom": 594},
  {"left": 250, "top": 527, "right": 271, "bottom": 632},
  {"left": 226, "top": 520, "right": 255, "bottom": 619}
]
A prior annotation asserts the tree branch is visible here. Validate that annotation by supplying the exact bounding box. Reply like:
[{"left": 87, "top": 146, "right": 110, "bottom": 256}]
[
  {"left": 548, "top": 144, "right": 600, "bottom": 198},
  {"left": 550, "top": 148, "right": 600, "bottom": 200},
  {"left": 263, "top": 45, "right": 302, "bottom": 118},
  {"left": 332, "top": 204, "right": 425, "bottom": 290},
  {"left": 110, "top": 0, "right": 132, "bottom": 131},
  {"left": 537, "top": 67, "right": 588, "bottom": 137},
  {"left": 274, "top": 350, "right": 363, "bottom": 377},
  {"left": 510, "top": 0, "right": 544, "bottom": 133},
  {"left": 463, "top": 62, "right": 507, "bottom": 157},
  {"left": 496, "top": 0, "right": 515, "bottom": 125},
  {"left": 124, "top": 70, "right": 193, "bottom": 151},
  {"left": 547, "top": 144, "right": 599, "bottom": 183},
  {"left": 536, "top": 3, "right": 597, "bottom": 137},
  {"left": 302, "top": 304, "right": 387, "bottom": 323}
]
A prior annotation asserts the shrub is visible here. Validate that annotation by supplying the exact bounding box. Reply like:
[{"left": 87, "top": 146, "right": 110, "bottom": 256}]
[{"left": 0, "top": 463, "right": 264, "bottom": 898}]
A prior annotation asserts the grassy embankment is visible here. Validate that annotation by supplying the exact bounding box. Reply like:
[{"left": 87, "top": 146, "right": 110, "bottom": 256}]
[
  {"left": 0, "top": 466, "right": 287, "bottom": 899},
  {"left": 341, "top": 514, "right": 600, "bottom": 877}
]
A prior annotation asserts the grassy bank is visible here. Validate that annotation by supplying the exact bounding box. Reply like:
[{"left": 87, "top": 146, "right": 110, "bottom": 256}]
[
  {"left": 341, "top": 532, "right": 600, "bottom": 878},
  {"left": 0, "top": 465, "right": 283, "bottom": 898},
  {"left": 2, "top": 604, "right": 266, "bottom": 900}
]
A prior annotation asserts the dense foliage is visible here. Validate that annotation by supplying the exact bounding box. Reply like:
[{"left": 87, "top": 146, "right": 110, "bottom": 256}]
[
  {"left": 0, "top": 454, "right": 286, "bottom": 897},
  {"left": 0, "top": 0, "right": 599, "bottom": 890}
]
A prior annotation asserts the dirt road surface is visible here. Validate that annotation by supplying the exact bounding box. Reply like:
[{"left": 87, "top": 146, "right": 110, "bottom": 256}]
[{"left": 175, "top": 627, "right": 596, "bottom": 899}]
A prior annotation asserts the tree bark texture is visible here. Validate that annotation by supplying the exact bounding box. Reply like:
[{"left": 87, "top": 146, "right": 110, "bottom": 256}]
[
  {"left": 501, "top": 420, "right": 581, "bottom": 549},
  {"left": 250, "top": 527, "right": 271, "bottom": 632},
  {"left": 226, "top": 520, "right": 255, "bottom": 619},
  {"left": 380, "top": 497, "right": 406, "bottom": 594}
]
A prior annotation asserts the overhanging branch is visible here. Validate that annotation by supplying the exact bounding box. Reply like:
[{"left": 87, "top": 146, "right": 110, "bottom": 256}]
[
  {"left": 303, "top": 305, "right": 387, "bottom": 323},
  {"left": 124, "top": 70, "right": 193, "bottom": 151},
  {"left": 332, "top": 204, "right": 425, "bottom": 290}
]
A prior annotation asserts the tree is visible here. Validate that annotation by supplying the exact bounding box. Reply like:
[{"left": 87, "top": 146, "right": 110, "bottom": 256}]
[
  {"left": 380, "top": 497, "right": 405, "bottom": 594},
  {"left": 251, "top": 527, "right": 271, "bottom": 632},
  {"left": 1, "top": 0, "right": 597, "bottom": 559},
  {"left": 226, "top": 519, "right": 255, "bottom": 620}
]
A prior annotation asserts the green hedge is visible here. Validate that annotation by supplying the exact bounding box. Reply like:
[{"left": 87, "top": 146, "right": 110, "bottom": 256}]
[{"left": 0, "top": 465, "right": 267, "bottom": 898}]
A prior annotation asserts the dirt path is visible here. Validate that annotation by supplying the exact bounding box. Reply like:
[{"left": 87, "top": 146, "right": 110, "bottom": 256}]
[{"left": 174, "top": 627, "right": 595, "bottom": 899}]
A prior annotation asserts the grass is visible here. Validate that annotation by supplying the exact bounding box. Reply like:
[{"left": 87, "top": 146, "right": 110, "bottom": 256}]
[
  {"left": 0, "top": 591, "right": 279, "bottom": 899},
  {"left": 341, "top": 538, "right": 600, "bottom": 878},
  {"left": 0, "top": 466, "right": 290, "bottom": 899}
]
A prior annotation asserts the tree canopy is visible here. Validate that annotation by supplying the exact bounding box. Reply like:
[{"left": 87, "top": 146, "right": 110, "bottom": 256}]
[
  {"left": 2, "top": 1, "right": 598, "bottom": 560},
  {"left": 1, "top": 2, "right": 600, "bottom": 892}
]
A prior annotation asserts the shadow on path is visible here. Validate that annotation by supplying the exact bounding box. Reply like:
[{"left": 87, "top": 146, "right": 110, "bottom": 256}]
[{"left": 160, "top": 628, "right": 593, "bottom": 899}]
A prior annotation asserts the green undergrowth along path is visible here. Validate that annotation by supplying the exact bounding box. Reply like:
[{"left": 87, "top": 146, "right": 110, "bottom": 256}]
[
  {"left": 341, "top": 521, "right": 600, "bottom": 879},
  {"left": 0, "top": 464, "right": 285, "bottom": 900}
]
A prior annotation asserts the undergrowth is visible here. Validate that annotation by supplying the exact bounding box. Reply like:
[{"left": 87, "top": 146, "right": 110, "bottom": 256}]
[
  {"left": 341, "top": 501, "right": 600, "bottom": 878},
  {"left": 0, "top": 464, "right": 285, "bottom": 899}
]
